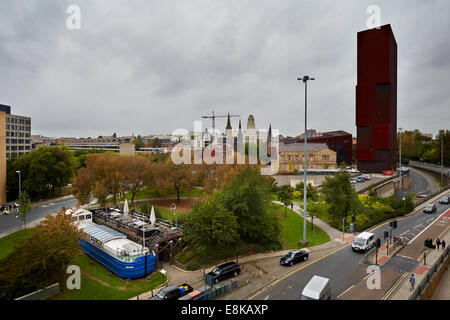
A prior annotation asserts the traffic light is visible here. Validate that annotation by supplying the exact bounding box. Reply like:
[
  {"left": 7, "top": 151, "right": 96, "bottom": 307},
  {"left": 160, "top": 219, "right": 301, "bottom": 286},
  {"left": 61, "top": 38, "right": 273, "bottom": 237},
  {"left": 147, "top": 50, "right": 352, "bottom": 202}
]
[
  {"left": 393, "top": 220, "right": 397, "bottom": 229},
  {"left": 351, "top": 214, "right": 356, "bottom": 223},
  {"left": 343, "top": 218, "right": 347, "bottom": 227},
  {"left": 384, "top": 231, "right": 389, "bottom": 239},
  {"left": 376, "top": 238, "right": 381, "bottom": 248}
]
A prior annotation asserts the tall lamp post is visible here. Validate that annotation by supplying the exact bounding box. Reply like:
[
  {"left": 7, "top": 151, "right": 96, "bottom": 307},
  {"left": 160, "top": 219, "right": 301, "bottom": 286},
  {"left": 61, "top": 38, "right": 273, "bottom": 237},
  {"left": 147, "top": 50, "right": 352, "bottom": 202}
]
[
  {"left": 16, "top": 171, "right": 21, "bottom": 198},
  {"left": 297, "top": 75, "right": 315, "bottom": 244},
  {"left": 398, "top": 128, "right": 403, "bottom": 197},
  {"left": 441, "top": 133, "right": 444, "bottom": 184}
]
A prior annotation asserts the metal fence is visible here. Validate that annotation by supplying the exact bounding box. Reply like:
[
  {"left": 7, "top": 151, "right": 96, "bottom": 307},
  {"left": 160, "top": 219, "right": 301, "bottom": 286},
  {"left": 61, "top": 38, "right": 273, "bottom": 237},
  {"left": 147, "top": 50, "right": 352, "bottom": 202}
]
[
  {"left": 192, "top": 275, "right": 251, "bottom": 300},
  {"left": 15, "top": 283, "right": 60, "bottom": 300},
  {"left": 409, "top": 247, "right": 449, "bottom": 300}
]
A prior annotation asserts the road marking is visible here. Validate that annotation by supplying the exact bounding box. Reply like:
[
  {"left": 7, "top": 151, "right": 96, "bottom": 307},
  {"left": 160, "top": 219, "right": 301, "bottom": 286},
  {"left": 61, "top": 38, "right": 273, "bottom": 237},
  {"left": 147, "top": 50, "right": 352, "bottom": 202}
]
[
  {"left": 427, "top": 217, "right": 435, "bottom": 223},
  {"left": 264, "top": 295, "right": 270, "bottom": 300},
  {"left": 399, "top": 230, "right": 410, "bottom": 237},
  {"left": 337, "top": 284, "right": 355, "bottom": 299},
  {"left": 381, "top": 272, "right": 408, "bottom": 300},
  {"left": 246, "top": 242, "right": 349, "bottom": 300},
  {"left": 408, "top": 209, "right": 450, "bottom": 245}
]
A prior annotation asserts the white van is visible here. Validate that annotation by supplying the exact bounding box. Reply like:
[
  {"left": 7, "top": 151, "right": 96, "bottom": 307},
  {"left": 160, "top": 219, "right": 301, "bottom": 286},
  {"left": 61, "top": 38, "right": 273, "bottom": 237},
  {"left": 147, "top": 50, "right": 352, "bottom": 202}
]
[
  {"left": 300, "top": 275, "right": 331, "bottom": 300},
  {"left": 352, "top": 232, "right": 375, "bottom": 252}
]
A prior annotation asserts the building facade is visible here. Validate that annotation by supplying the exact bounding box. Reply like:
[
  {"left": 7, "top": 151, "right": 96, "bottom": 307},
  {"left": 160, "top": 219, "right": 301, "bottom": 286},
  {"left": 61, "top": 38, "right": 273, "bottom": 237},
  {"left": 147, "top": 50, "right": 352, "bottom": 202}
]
[
  {"left": 0, "top": 105, "right": 32, "bottom": 159},
  {"left": 283, "top": 130, "right": 352, "bottom": 165},
  {"left": 355, "top": 24, "right": 398, "bottom": 173},
  {"left": 279, "top": 143, "right": 337, "bottom": 172}
]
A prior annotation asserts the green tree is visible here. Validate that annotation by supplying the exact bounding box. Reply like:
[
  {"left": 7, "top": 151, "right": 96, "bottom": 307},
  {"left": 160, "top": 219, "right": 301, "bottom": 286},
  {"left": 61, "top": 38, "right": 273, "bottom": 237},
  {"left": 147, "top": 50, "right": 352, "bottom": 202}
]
[
  {"left": 277, "top": 185, "right": 293, "bottom": 217},
  {"left": 0, "top": 210, "right": 81, "bottom": 300},
  {"left": 320, "top": 171, "right": 359, "bottom": 224},
  {"left": 184, "top": 192, "right": 240, "bottom": 249},
  {"left": 221, "top": 167, "right": 281, "bottom": 248},
  {"left": 294, "top": 182, "right": 319, "bottom": 201},
  {"left": 16, "top": 191, "right": 32, "bottom": 229}
]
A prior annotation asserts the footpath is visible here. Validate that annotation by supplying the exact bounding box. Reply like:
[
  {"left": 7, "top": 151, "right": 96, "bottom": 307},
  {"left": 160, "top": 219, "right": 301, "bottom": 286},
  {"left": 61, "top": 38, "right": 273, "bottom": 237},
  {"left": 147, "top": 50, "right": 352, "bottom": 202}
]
[{"left": 130, "top": 200, "right": 351, "bottom": 300}]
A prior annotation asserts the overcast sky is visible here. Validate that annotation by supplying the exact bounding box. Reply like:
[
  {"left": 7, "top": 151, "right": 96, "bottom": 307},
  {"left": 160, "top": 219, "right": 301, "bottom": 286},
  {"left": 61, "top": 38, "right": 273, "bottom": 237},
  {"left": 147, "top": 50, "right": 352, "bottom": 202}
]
[{"left": 1, "top": 0, "right": 449, "bottom": 138}]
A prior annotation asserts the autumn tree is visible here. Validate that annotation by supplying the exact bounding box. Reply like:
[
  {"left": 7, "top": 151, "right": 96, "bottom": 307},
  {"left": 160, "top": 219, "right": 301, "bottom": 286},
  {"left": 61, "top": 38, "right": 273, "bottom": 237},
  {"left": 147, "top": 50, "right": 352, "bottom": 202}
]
[
  {"left": 164, "top": 160, "right": 193, "bottom": 203},
  {"left": 0, "top": 210, "right": 81, "bottom": 300}
]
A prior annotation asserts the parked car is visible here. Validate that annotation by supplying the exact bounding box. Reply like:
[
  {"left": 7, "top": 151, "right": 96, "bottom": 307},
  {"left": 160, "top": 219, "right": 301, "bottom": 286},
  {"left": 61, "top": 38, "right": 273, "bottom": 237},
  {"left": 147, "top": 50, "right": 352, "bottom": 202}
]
[
  {"left": 350, "top": 180, "right": 357, "bottom": 185},
  {"left": 206, "top": 262, "right": 241, "bottom": 284},
  {"left": 280, "top": 250, "right": 309, "bottom": 266},
  {"left": 439, "top": 196, "right": 449, "bottom": 205},
  {"left": 300, "top": 275, "right": 331, "bottom": 300},
  {"left": 423, "top": 204, "right": 437, "bottom": 214},
  {"left": 351, "top": 232, "right": 375, "bottom": 252},
  {"left": 149, "top": 283, "right": 193, "bottom": 300}
]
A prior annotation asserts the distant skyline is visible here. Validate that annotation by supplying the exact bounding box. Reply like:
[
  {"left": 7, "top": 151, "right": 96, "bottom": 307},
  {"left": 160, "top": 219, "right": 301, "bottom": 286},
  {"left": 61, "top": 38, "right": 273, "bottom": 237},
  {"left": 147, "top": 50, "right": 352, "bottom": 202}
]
[{"left": 1, "top": 1, "right": 449, "bottom": 139}]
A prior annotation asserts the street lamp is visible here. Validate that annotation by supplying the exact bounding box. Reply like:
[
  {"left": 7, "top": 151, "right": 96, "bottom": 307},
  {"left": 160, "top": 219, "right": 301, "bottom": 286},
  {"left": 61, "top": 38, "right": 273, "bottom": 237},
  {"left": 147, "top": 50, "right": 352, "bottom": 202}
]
[
  {"left": 297, "top": 75, "right": 315, "bottom": 244},
  {"left": 170, "top": 203, "right": 177, "bottom": 228},
  {"left": 398, "top": 128, "right": 403, "bottom": 197},
  {"left": 16, "top": 171, "right": 21, "bottom": 198}
]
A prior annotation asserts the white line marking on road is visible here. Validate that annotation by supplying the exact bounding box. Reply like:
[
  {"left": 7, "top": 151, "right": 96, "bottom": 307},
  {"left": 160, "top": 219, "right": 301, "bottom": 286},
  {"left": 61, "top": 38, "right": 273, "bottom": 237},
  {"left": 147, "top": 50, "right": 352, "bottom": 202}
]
[
  {"left": 427, "top": 218, "right": 435, "bottom": 223},
  {"left": 264, "top": 295, "right": 270, "bottom": 300},
  {"left": 408, "top": 209, "right": 450, "bottom": 245},
  {"left": 337, "top": 285, "right": 355, "bottom": 298},
  {"left": 399, "top": 230, "right": 410, "bottom": 236},
  {"left": 414, "top": 224, "right": 424, "bottom": 229}
]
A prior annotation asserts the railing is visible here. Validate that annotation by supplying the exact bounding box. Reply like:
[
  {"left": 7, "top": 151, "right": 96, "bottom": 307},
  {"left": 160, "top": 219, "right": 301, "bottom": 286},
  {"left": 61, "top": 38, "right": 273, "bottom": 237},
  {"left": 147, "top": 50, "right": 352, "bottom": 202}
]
[
  {"left": 192, "top": 275, "right": 251, "bottom": 300},
  {"left": 409, "top": 247, "right": 449, "bottom": 300},
  {"left": 413, "top": 185, "right": 450, "bottom": 206},
  {"left": 15, "top": 283, "right": 60, "bottom": 300}
]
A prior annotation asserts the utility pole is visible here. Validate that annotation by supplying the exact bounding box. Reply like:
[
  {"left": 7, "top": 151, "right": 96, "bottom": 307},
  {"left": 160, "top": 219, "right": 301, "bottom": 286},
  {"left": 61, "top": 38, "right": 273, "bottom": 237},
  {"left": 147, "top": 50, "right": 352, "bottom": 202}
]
[
  {"left": 297, "top": 75, "right": 315, "bottom": 244},
  {"left": 398, "top": 128, "right": 403, "bottom": 198},
  {"left": 441, "top": 133, "right": 444, "bottom": 185}
]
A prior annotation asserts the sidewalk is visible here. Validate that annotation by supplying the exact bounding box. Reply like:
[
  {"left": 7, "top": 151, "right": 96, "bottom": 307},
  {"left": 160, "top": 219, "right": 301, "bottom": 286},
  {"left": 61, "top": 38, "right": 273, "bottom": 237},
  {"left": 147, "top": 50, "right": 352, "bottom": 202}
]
[
  {"left": 273, "top": 200, "right": 342, "bottom": 240},
  {"left": 389, "top": 225, "right": 449, "bottom": 300}
]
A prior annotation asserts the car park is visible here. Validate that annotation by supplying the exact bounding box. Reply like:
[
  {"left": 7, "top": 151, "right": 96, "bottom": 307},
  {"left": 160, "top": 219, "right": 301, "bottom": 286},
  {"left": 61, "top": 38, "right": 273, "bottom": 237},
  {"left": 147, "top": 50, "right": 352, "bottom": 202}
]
[
  {"left": 351, "top": 232, "right": 375, "bottom": 252},
  {"left": 439, "top": 196, "right": 449, "bottom": 205},
  {"left": 280, "top": 250, "right": 309, "bottom": 266},
  {"left": 206, "top": 262, "right": 241, "bottom": 284},
  {"left": 423, "top": 204, "right": 437, "bottom": 214}
]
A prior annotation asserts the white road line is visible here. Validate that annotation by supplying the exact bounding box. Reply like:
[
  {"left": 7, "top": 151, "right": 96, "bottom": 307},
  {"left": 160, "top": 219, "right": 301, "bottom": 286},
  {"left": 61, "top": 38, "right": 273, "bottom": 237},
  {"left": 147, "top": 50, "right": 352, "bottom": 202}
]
[
  {"left": 337, "top": 284, "right": 355, "bottom": 298},
  {"left": 427, "top": 218, "right": 435, "bottom": 222},
  {"left": 414, "top": 224, "right": 424, "bottom": 229},
  {"left": 264, "top": 295, "right": 270, "bottom": 300},
  {"left": 408, "top": 209, "right": 450, "bottom": 245},
  {"left": 399, "top": 230, "right": 410, "bottom": 236}
]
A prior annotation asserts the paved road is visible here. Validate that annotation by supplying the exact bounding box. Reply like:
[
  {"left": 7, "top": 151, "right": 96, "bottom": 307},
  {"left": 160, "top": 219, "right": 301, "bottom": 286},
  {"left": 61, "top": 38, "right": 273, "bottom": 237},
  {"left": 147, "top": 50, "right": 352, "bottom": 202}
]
[
  {"left": 250, "top": 169, "right": 448, "bottom": 300},
  {"left": 0, "top": 196, "right": 78, "bottom": 235},
  {"left": 406, "top": 167, "right": 439, "bottom": 196}
]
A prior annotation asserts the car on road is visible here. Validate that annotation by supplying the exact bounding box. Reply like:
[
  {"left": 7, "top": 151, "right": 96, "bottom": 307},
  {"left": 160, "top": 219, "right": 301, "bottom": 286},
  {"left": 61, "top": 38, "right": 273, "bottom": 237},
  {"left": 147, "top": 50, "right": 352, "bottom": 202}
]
[
  {"left": 149, "top": 283, "right": 193, "bottom": 300},
  {"left": 351, "top": 232, "right": 375, "bottom": 252},
  {"left": 206, "top": 261, "right": 241, "bottom": 284},
  {"left": 439, "top": 196, "right": 449, "bottom": 205},
  {"left": 300, "top": 275, "right": 331, "bottom": 300},
  {"left": 280, "top": 250, "right": 309, "bottom": 266},
  {"left": 423, "top": 204, "right": 437, "bottom": 214}
]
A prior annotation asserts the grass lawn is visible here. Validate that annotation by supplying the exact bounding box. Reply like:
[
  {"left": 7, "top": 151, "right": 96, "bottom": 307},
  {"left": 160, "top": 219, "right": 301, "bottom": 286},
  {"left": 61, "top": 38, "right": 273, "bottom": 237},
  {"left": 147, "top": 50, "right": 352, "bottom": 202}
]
[
  {"left": 0, "top": 229, "right": 34, "bottom": 262},
  {"left": 271, "top": 203, "right": 330, "bottom": 249},
  {"left": 51, "top": 252, "right": 167, "bottom": 300},
  {"left": 176, "top": 203, "right": 331, "bottom": 270}
]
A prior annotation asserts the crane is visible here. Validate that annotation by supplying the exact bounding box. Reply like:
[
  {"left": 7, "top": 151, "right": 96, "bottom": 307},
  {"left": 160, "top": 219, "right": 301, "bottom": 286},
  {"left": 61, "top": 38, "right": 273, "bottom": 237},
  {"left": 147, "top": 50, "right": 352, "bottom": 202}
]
[{"left": 201, "top": 111, "right": 240, "bottom": 133}]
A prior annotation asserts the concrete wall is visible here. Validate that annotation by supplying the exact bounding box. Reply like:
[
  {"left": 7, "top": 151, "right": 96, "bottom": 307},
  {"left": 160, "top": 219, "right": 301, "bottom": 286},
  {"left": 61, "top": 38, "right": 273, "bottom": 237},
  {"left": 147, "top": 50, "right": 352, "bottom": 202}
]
[
  {"left": 119, "top": 142, "right": 135, "bottom": 156},
  {"left": 272, "top": 174, "right": 329, "bottom": 187},
  {"left": 374, "top": 174, "right": 413, "bottom": 198}
]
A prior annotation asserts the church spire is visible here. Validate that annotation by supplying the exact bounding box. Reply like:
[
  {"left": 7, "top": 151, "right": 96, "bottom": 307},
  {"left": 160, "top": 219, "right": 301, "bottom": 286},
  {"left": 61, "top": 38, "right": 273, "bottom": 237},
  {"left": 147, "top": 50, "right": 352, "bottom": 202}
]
[{"left": 226, "top": 112, "right": 232, "bottom": 130}]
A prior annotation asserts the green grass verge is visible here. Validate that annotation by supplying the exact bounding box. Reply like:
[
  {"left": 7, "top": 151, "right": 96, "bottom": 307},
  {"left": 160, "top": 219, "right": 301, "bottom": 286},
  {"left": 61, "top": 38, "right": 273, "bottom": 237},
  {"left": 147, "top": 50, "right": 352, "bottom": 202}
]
[
  {"left": 0, "top": 229, "right": 34, "bottom": 262},
  {"left": 51, "top": 252, "right": 167, "bottom": 300},
  {"left": 118, "top": 187, "right": 207, "bottom": 202},
  {"left": 176, "top": 203, "right": 331, "bottom": 270},
  {"left": 271, "top": 203, "right": 330, "bottom": 249}
]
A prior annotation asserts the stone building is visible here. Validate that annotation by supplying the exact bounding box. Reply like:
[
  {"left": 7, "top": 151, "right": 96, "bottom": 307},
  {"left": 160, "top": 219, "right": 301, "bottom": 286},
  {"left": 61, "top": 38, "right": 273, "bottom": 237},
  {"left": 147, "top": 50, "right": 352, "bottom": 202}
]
[{"left": 279, "top": 142, "right": 337, "bottom": 171}]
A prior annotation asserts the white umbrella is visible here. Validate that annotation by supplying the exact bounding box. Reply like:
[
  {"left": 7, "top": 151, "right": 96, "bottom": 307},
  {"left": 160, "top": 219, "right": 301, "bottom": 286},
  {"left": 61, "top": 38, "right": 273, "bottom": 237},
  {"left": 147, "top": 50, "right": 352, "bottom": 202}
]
[
  {"left": 123, "top": 199, "right": 129, "bottom": 216},
  {"left": 150, "top": 205, "right": 156, "bottom": 226}
]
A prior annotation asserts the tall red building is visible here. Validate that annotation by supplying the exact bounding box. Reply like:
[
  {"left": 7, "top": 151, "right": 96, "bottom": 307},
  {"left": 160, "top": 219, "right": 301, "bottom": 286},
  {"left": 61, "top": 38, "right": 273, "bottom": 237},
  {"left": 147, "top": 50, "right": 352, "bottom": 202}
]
[{"left": 356, "top": 24, "right": 397, "bottom": 173}]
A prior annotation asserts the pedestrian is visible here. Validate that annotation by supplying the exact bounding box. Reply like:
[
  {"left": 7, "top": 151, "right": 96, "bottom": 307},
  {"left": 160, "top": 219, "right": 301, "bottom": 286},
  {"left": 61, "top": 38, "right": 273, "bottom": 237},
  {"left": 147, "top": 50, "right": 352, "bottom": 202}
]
[
  {"left": 409, "top": 274, "right": 415, "bottom": 291},
  {"left": 436, "top": 238, "right": 441, "bottom": 250},
  {"left": 290, "top": 203, "right": 293, "bottom": 210},
  {"left": 442, "top": 240, "right": 446, "bottom": 250}
]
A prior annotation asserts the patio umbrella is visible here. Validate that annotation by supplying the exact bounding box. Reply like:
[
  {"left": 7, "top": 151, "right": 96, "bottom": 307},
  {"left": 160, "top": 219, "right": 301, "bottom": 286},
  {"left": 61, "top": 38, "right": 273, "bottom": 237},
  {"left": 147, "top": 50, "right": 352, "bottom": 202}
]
[
  {"left": 123, "top": 199, "right": 129, "bottom": 216},
  {"left": 150, "top": 205, "right": 156, "bottom": 226}
]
